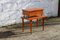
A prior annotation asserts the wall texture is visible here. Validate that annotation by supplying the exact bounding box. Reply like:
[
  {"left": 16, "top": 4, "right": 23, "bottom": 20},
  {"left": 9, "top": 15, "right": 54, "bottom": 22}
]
[{"left": 0, "top": 0, "right": 58, "bottom": 26}]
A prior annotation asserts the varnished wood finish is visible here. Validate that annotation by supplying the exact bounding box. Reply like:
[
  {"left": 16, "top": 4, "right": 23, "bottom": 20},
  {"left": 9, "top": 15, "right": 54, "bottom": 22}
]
[
  {"left": 22, "top": 18, "right": 24, "bottom": 32},
  {"left": 22, "top": 8, "right": 43, "bottom": 17},
  {"left": 30, "top": 20, "right": 32, "bottom": 33},
  {"left": 21, "top": 8, "right": 47, "bottom": 33},
  {"left": 42, "top": 18, "right": 44, "bottom": 31},
  {"left": 36, "top": 19, "right": 38, "bottom": 28}
]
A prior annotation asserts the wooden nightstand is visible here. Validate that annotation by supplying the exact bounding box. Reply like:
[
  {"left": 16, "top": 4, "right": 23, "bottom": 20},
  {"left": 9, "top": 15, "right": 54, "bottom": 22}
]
[{"left": 21, "top": 8, "right": 47, "bottom": 33}]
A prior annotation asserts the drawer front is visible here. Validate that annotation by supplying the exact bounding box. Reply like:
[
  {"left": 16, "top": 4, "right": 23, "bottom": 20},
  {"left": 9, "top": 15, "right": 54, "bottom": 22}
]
[
  {"left": 23, "top": 10, "right": 43, "bottom": 17},
  {"left": 28, "top": 10, "right": 43, "bottom": 16}
]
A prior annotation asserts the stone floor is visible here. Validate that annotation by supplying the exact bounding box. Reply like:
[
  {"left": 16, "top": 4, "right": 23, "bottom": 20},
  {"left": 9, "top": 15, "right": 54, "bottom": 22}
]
[{"left": 0, "top": 23, "right": 60, "bottom": 40}]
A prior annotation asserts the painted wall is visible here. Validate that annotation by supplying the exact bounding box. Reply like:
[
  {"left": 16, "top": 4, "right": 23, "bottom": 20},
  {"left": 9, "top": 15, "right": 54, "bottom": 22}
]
[{"left": 0, "top": 0, "right": 58, "bottom": 26}]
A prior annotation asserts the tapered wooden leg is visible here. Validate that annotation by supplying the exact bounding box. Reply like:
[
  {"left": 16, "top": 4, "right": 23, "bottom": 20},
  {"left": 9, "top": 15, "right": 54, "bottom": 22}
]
[
  {"left": 42, "top": 18, "right": 44, "bottom": 31},
  {"left": 22, "top": 18, "right": 24, "bottom": 32},
  {"left": 30, "top": 20, "right": 32, "bottom": 33},
  {"left": 36, "top": 19, "right": 38, "bottom": 28}
]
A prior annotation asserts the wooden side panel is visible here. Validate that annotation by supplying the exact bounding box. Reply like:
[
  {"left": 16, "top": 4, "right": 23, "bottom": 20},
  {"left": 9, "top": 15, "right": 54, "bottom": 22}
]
[{"left": 22, "top": 9, "right": 43, "bottom": 17}]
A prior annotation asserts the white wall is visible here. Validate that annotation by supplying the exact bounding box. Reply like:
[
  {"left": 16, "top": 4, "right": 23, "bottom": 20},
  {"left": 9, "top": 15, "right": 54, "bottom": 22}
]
[{"left": 0, "top": 0, "right": 58, "bottom": 26}]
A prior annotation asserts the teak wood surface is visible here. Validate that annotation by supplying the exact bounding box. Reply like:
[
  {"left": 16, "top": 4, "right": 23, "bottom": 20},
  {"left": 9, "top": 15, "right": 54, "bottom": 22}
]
[{"left": 22, "top": 8, "right": 47, "bottom": 33}]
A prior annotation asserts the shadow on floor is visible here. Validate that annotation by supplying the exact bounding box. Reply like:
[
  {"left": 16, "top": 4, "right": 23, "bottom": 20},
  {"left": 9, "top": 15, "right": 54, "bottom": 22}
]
[
  {"left": 0, "top": 31, "right": 16, "bottom": 38},
  {"left": 0, "top": 30, "right": 33, "bottom": 39}
]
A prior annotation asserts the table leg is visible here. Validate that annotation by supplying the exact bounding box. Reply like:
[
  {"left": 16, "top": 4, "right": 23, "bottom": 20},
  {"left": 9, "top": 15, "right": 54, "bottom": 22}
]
[
  {"left": 42, "top": 18, "right": 44, "bottom": 31},
  {"left": 36, "top": 19, "right": 38, "bottom": 28},
  {"left": 30, "top": 20, "right": 32, "bottom": 33},
  {"left": 22, "top": 18, "right": 24, "bottom": 32}
]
